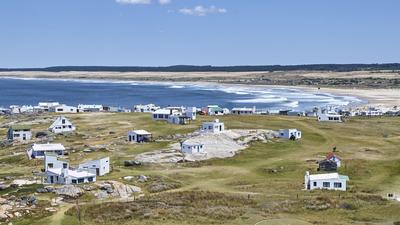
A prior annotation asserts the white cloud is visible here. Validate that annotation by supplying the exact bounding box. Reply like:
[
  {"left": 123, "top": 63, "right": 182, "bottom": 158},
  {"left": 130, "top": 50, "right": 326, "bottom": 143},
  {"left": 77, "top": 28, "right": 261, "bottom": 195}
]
[
  {"left": 179, "top": 5, "right": 227, "bottom": 16},
  {"left": 116, "top": 0, "right": 151, "bottom": 5},
  {"left": 159, "top": 0, "right": 171, "bottom": 5}
]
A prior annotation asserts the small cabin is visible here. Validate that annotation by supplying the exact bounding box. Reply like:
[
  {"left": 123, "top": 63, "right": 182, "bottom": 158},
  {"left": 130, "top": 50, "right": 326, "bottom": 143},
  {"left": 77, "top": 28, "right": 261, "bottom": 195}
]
[
  {"left": 152, "top": 109, "right": 174, "bottom": 121},
  {"left": 168, "top": 115, "right": 191, "bottom": 125},
  {"left": 304, "top": 171, "right": 349, "bottom": 191},
  {"left": 128, "top": 130, "right": 152, "bottom": 143},
  {"left": 28, "top": 143, "right": 66, "bottom": 159},
  {"left": 202, "top": 119, "right": 225, "bottom": 133},
  {"left": 49, "top": 116, "right": 76, "bottom": 134},
  {"left": 7, "top": 125, "right": 32, "bottom": 142},
  {"left": 181, "top": 140, "right": 205, "bottom": 154},
  {"left": 318, "top": 159, "right": 338, "bottom": 172},
  {"left": 231, "top": 107, "right": 256, "bottom": 115},
  {"left": 50, "top": 104, "right": 78, "bottom": 113},
  {"left": 318, "top": 114, "right": 343, "bottom": 122},
  {"left": 278, "top": 129, "right": 302, "bottom": 140}
]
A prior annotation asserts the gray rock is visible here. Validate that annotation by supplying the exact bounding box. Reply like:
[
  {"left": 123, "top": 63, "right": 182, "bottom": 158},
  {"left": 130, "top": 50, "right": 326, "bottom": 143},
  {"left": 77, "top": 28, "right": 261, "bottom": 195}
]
[
  {"left": 45, "top": 186, "right": 54, "bottom": 192},
  {"left": 36, "top": 188, "right": 47, "bottom": 193},
  {"left": 138, "top": 175, "right": 148, "bottom": 182},
  {"left": 124, "top": 160, "right": 141, "bottom": 167},
  {"left": 20, "top": 196, "right": 37, "bottom": 205},
  {"left": 55, "top": 185, "right": 84, "bottom": 198}
]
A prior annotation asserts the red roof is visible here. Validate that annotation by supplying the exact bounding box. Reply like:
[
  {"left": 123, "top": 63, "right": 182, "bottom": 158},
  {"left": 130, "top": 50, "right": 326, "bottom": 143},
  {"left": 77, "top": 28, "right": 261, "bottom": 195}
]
[{"left": 326, "top": 152, "right": 341, "bottom": 160}]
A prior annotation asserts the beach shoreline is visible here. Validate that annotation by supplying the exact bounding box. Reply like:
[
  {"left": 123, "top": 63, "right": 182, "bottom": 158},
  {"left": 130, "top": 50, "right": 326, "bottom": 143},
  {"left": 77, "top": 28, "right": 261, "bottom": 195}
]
[{"left": 0, "top": 71, "right": 399, "bottom": 108}]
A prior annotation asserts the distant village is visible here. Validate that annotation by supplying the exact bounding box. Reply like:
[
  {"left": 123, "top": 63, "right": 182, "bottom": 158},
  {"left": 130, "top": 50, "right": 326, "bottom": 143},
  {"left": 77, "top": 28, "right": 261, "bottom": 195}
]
[{"left": 0, "top": 100, "right": 399, "bottom": 221}]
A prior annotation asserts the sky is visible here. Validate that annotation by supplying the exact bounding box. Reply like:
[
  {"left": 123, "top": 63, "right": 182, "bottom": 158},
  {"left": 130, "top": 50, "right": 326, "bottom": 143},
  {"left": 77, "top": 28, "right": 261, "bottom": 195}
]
[{"left": 0, "top": 0, "right": 399, "bottom": 67}]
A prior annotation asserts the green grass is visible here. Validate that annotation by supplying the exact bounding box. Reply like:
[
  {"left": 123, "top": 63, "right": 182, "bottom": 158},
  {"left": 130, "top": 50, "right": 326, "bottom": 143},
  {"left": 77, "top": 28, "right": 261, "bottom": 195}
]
[{"left": 1, "top": 113, "right": 400, "bottom": 224}]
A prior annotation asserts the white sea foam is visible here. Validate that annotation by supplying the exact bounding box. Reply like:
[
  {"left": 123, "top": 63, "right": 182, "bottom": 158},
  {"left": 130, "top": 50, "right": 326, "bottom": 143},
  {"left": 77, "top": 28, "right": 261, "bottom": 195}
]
[
  {"left": 0, "top": 77, "right": 364, "bottom": 108},
  {"left": 168, "top": 85, "right": 185, "bottom": 89}
]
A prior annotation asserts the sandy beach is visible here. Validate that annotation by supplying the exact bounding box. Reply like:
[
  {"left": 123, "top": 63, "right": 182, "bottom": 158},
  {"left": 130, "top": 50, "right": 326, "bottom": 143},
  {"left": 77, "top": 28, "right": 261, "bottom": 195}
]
[{"left": 0, "top": 71, "right": 399, "bottom": 107}]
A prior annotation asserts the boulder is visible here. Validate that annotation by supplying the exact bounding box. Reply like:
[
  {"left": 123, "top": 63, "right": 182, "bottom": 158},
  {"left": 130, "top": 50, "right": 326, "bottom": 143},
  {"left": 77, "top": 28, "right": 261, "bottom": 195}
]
[
  {"left": 45, "top": 186, "right": 54, "bottom": 192},
  {"left": 123, "top": 176, "right": 135, "bottom": 181},
  {"left": 20, "top": 196, "right": 37, "bottom": 205},
  {"left": 36, "top": 188, "right": 47, "bottom": 193},
  {"left": 97, "top": 181, "right": 141, "bottom": 198},
  {"left": 124, "top": 160, "right": 141, "bottom": 167},
  {"left": 55, "top": 185, "right": 84, "bottom": 198},
  {"left": 138, "top": 175, "right": 148, "bottom": 182}
]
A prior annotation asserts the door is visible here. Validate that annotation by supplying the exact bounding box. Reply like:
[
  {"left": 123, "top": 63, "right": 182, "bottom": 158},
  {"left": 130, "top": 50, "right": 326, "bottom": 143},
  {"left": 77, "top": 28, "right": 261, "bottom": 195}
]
[
  {"left": 96, "top": 168, "right": 100, "bottom": 176},
  {"left": 50, "top": 176, "right": 54, "bottom": 183}
]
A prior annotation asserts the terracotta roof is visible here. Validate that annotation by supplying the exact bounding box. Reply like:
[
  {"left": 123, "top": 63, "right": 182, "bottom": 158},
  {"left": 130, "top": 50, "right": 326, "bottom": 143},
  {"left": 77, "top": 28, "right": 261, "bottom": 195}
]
[{"left": 326, "top": 152, "right": 341, "bottom": 160}]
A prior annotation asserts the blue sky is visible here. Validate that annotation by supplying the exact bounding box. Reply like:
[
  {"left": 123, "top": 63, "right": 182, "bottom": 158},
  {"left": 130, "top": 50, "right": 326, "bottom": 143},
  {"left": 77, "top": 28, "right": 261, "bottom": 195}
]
[{"left": 0, "top": 0, "right": 399, "bottom": 67}]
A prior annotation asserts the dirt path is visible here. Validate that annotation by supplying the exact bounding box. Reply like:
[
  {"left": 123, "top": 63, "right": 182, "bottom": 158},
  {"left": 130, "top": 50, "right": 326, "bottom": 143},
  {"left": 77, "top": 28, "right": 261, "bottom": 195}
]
[{"left": 49, "top": 203, "right": 73, "bottom": 225}]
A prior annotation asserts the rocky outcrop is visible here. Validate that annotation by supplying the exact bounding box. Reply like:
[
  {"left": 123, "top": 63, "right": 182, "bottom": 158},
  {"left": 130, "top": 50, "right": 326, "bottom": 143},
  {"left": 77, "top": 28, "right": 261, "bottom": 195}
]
[
  {"left": 95, "top": 181, "right": 141, "bottom": 199},
  {"left": 55, "top": 185, "right": 84, "bottom": 198}
]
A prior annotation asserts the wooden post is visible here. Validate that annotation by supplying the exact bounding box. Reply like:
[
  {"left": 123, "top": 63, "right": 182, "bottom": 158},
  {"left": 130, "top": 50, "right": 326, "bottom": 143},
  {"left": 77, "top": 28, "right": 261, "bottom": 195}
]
[{"left": 76, "top": 199, "right": 82, "bottom": 225}]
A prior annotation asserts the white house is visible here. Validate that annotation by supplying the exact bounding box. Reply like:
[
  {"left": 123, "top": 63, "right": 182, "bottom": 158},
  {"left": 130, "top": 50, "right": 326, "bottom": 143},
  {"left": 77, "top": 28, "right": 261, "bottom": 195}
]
[
  {"left": 231, "top": 107, "right": 256, "bottom": 115},
  {"left": 43, "top": 153, "right": 102, "bottom": 185},
  {"left": 78, "top": 157, "right": 110, "bottom": 176},
  {"left": 50, "top": 104, "right": 78, "bottom": 113},
  {"left": 304, "top": 171, "right": 349, "bottom": 191},
  {"left": 9, "top": 105, "right": 34, "bottom": 114},
  {"left": 181, "top": 140, "right": 205, "bottom": 154},
  {"left": 278, "top": 129, "right": 302, "bottom": 140},
  {"left": 7, "top": 125, "right": 32, "bottom": 142},
  {"left": 317, "top": 113, "right": 343, "bottom": 122},
  {"left": 361, "top": 109, "right": 383, "bottom": 116},
  {"left": 202, "top": 105, "right": 225, "bottom": 116},
  {"left": 152, "top": 109, "right": 176, "bottom": 121},
  {"left": 44, "top": 153, "right": 69, "bottom": 171},
  {"left": 133, "top": 104, "right": 160, "bottom": 113},
  {"left": 127, "top": 130, "right": 152, "bottom": 143},
  {"left": 78, "top": 104, "right": 103, "bottom": 112},
  {"left": 45, "top": 168, "right": 96, "bottom": 185},
  {"left": 27, "top": 143, "right": 66, "bottom": 159},
  {"left": 168, "top": 115, "right": 191, "bottom": 125},
  {"left": 49, "top": 116, "right": 76, "bottom": 134},
  {"left": 38, "top": 102, "right": 60, "bottom": 112},
  {"left": 201, "top": 119, "right": 225, "bottom": 133},
  {"left": 185, "top": 107, "right": 197, "bottom": 120},
  {"left": 326, "top": 152, "right": 342, "bottom": 167}
]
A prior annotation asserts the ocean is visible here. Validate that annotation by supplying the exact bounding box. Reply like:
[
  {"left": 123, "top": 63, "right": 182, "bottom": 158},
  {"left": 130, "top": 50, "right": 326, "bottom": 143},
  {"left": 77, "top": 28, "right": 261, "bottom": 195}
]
[{"left": 0, "top": 77, "right": 365, "bottom": 110}]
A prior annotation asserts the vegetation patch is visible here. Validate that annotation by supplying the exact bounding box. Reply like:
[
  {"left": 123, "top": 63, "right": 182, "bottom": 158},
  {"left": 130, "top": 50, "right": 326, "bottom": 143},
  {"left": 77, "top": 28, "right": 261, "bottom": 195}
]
[{"left": 66, "top": 191, "right": 255, "bottom": 224}]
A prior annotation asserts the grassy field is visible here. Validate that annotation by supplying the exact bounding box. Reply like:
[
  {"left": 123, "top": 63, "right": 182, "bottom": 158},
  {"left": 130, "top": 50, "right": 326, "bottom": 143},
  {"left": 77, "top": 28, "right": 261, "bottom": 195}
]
[{"left": 1, "top": 113, "right": 400, "bottom": 225}]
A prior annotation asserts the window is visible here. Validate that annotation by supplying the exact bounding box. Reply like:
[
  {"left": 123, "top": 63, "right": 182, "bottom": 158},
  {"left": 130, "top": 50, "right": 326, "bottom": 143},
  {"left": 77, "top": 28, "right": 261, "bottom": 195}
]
[
  {"left": 323, "top": 182, "right": 330, "bottom": 188},
  {"left": 78, "top": 178, "right": 84, "bottom": 183},
  {"left": 88, "top": 177, "right": 94, "bottom": 182},
  {"left": 72, "top": 179, "right": 77, "bottom": 184},
  {"left": 48, "top": 163, "right": 54, "bottom": 168},
  {"left": 62, "top": 119, "right": 65, "bottom": 124},
  {"left": 313, "top": 182, "right": 317, "bottom": 187},
  {"left": 334, "top": 182, "right": 342, "bottom": 188},
  {"left": 153, "top": 114, "right": 157, "bottom": 119},
  {"left": 63, "top": 163, "right": 68, "bottom": 169}
]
